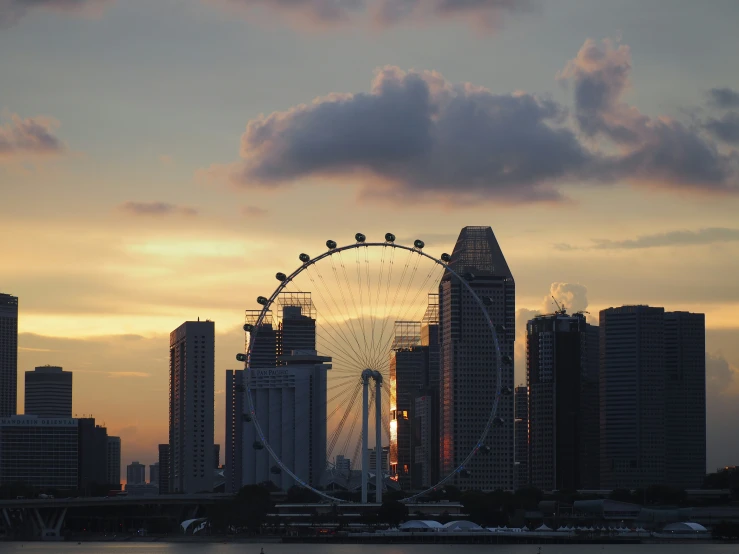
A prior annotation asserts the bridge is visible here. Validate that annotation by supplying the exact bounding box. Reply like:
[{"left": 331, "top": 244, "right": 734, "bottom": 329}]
[{"left": 0, "top": 493, "right": 233, "bottom": 540}]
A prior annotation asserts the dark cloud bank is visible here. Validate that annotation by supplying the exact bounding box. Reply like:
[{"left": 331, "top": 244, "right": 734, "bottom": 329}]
[{"left": 216, "top": 39, "right": 739, "bottom": 205}]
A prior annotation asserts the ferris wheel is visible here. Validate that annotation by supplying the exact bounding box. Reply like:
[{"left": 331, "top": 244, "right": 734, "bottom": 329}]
[{"left": 235, "top": 233, "right": 506, "bottom": 503}]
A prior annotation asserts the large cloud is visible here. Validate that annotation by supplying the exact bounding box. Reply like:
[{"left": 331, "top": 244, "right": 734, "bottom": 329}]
[
  {"left": 559, "top": 38, "right": 739, "bottom": 193},
  {"left": 214, "top": 0, "right": 364, "bottom": 25},
  {"left": 0, "top": 0, "right": 110, "bottom": 28},
  {"left": 218, "top": 66, "right": 598, "bottom": 204},
  {"left": 708, "top": 87, "right": 739, "bottom": 109},
  {"left": 0, "top": 113, "right": 64, "bottom": 157},
  {"left": 705, "top": 112, "right": 739, "bottom": 145},
  {"left": 209, "top": 39, "right": 739, "bottom": 204}
]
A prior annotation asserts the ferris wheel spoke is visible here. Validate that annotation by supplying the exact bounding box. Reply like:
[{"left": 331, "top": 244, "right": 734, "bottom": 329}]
[
  {"left": 327, "top": 381, "right": 362, "bottom": 461},
  {"left": 328, "top": 254, "right": 369, "bottom": 366}
]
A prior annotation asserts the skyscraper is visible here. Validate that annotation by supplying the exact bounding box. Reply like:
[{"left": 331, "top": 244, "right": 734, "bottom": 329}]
[
  {"left": 107, "top": 436, "right": 121, "bottom": 488},
  {"left": 78, "top": 417, "right": 109, "bottom": 493},
  {"left": 527, "top": 312, "right": 597, "bottom": 491},
  {"left": 242, "top": 351, "right": 330, "bottom": 489},
  {"left": 664, "top": 311, "right": 706, "bottom": 489},
  {"left": 127, "top": 461, "right": 146, "bottom": 485},
  {"left": 169, "top": 320, "right": 215, "bottom": 494},
  {"left": 514, "top": 385, "right": 528, "bottom": 490},
  {"left": 25, "top": 365, "right": 73, "bottom": 417},
  {"left": 245, "top": 311, "right": 277, "bottom": 369},
  {"left": 439, "top": 226, "right": 515, "bottom": 490},
  {"left": 150, "top": 462, "right": 160, "bottom": 485},
  {"left": 0, "top": 293, "right": 18, "bottom": 418},
  {"left": 600, "top": 306, "right": 666, "bottom": 489},
  {"left": 225, "top": 369, "right": 245, "bottom": 494},
  {"left": 581, "top": 323, "right": 601, "bottom": 489}
]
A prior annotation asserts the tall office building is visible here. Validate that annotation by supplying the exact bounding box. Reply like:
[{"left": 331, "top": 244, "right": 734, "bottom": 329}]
[
  {"left": 600, "top": 306, "right": 666, "bottom": 489},
  {"left": 127, "top": 461, "right": 146, "bottom": 485},
  {"left": 25, "top": 366, "right": 73, "bottom": 417},
  {"left": 581, "top": 323, "right": 601, "bottom": 489},
  {"left": 527, "top": 312, "right": 598, "bottom": 491},
  {"left": 214, "top": 444, "right": 220, "bottom": 469},
  {"left": 158, "top": 444, "right": 171, "bottom": 494},
  {"left": 664, "top": 311, "right": 706, "bottom": 489},
  {"left": 245, "top": 311, "right": 277, "bottom": 369},
  {"left": 243, "top": 351, "right": 330, "bottom": 490},
  {"left": 150, "top": 462, "right": 160, "bottom": 485},
  {"left": 0, "top": 294, "right": 18, "bottom": 418},
  {"left": 439, "top": 226, "right": 515, "bottom": 490},
  {"left": 107, "top": 436, "right": 121, "bottom": 488},
  {"left": 0, "top": 415, "right": 78, "bottom": 489},
  {"left": 225, "top": 369, "right": 245, "bottom": 493},
  {"left": 278, "top": 294, "right": 316, "bottom": 359},
  {"left": 78, "top": 417, "right": 109, "bottom": 493},
  {"left": 514, "top": 385, "right": 528, "bottom": 490},
  {"left": 335, "top": 455, "right": 351, "bottom": 473},
  {"left": 169, "top": 320, "right": 215, "bottom": 494},
  {"left": 369, "top": 446, "right": 390, "bottom": 474}
]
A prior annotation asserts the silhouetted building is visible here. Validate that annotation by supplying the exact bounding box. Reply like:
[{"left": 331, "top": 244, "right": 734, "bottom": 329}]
[
  {"left": 107, "top": 436, "right": 121, "bottom": 488},
  {"left": 527, "top": 312, "right": 597, "bottom": 491},
  {"left": 278, "top": 295, "right": 316, "bottom": 359},
  {"left": 0, "top": 416, "right": 78, "bottom": 489},
  {"left": 245, "top": 310, "right": 277, "bottom": 369},
  {"left": 600, "top": 306, "right": 666, "bottom": 489},
  {"left": 149, "top": 462, "right": 159, "bottom": 485},
  {"left": 225, "top": 369, "right": 245, "bottom": 493},
  {"left": 665, "top": 311, "right": 706, "bottom": 489},
  {"left": 214, "top": 444, "right": 220, "bottom": 469},
  {"left": 169, "top": 320, "right": 215, "bottom": 494},
  {"left": 24, "top": 365, "right": 72, "bottom": 417},
  {"left": 158, "top": 444, "right": 170, "bottom": 494},
  {"left": 127, "top": 461, "right": 146, "bottom": 485},
  {"left": 369, "top": 446, "right": 389, "bottom": 474},
  {"left": 581, "top": 323, "right": 601, "bottom": 489},
  {"left": 0, "top": 293, "right": 18, "bottom": 418},
  {"left": 243, "top": 351, "right": 329, "bottom": 490},
  {"left": 335, "top": 455, "right": 351, "bottom": 473},
  {"left": 439, "top": 226, "right": 515, "bottom": 490},
  {"left": 78, "top": 417, "right": 109, "bottom": 493},
  {"left": 514, "top": 385, "right": 528, "bottom": 490}
]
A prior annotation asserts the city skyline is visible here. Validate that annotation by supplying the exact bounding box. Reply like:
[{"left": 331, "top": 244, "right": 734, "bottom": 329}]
[{"left": 2, "top": 0, "right": 739, "bottom": 474}]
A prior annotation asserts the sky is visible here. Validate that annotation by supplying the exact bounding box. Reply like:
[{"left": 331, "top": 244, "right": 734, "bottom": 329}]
[{"left": 2, "top": 0, "right": 739, "bottom": 480}]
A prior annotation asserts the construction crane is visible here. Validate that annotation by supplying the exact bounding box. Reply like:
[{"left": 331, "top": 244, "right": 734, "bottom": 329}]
[{"left": 552, "top": 296, "right": 567, "bottom": 315}]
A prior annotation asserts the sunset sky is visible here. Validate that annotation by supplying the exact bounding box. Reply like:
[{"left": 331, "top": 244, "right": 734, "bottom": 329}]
[{"left": 2, "top": 0, "right": 739, "bottom": 479}]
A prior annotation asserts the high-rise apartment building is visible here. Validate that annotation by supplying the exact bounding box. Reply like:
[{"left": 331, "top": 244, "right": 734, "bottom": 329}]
[
  {"left": 439, "top": 226, "right": 515, "bottom": 490},
  {"left": 242, "top": 351, "right": 330, "bottom": 489},
  {"left": 169, "top": 320, "right": 215, "bottom": 494},
  {"left": 225, "top": 369, "right": 245, "bottom": 493},
  {"left": 150, "top": 462, "right": 160, "bottom": 485},
  {"left": 600, "top": 306, "right": 666, "bottom": 489},
  {"left": 581, "top": 323, "right": 601, "bottom": 489},
  {"left": 158, "top": 444, "right": 171, "bottom": 494},
  {"left": 664, "top": 311, "right": 706, "bottom": 489},
  {"left": 0, "top": 294, "right": 18, "bottom": 418},
  {"left": 25, "top": 365, "right": 72, "bottom": 417},
  {"left": 127, "top": 461, "right": 146, "bottom": 485},
  {"left": 78, "top": 417, "right": 109, "bottom": 492},
  {"left": 514, "top": 385, "right": 528, "bottom": 490},
  {"left": 107, "top": 436, "right": 121, "bottom": 488},
  {"left": 527, "top": 312, "right": 598, "bottom": 491}
]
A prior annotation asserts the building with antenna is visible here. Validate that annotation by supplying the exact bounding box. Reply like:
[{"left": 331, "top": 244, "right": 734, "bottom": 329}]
[{"left": 439, "top": 226, "right": 515, "bottom": 491}]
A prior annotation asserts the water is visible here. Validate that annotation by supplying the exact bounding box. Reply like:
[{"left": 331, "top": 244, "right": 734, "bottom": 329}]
[{"left": 1, "top": 544, "right": 738, "bottom": 554}]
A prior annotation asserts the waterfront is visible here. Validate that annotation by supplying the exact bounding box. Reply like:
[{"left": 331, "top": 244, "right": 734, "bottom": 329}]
[{"left": 1, "top": 544, "right": 739, "bottom": 554}]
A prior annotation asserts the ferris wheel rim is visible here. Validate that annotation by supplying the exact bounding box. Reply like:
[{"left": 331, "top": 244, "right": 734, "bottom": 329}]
[{"left": 240, "top": 238, "right": 505, "bottom": 504}]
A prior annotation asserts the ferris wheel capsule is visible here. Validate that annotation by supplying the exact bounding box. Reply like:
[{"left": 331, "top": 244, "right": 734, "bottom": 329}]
[
  {"left": 385, "top": 233, "right": 395, "bottom": 243},
  {"left": 326, "top": 240, "right": 337, "bottom": 250},
  {"left": 299, "top": 253, "right": 310, "bottom": 263},
  {"left": 257, "top": 296, "right": 269, "bottom": 305},
  {"left": 441, "top": 253, "right": 451, "bottom": 262},
  {"left": 236, "top": 353, "right": 247, "bottom": 362},
  {"left": 243, "top": 323, "right": 254, "bottom": 332},
  {"left": 414, "top": 239, "right": 425, "bottom": 249},
  {"left": 355, "top": 233, "right": 366, "bottom": 243},
  {"left": 276, "top": 272, "right": 287, "bottom": 282}
]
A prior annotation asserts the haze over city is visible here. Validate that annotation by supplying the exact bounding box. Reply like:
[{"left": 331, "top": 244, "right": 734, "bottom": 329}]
[{"left": 2, "top": 0, "right": 739, "bottom": 479}]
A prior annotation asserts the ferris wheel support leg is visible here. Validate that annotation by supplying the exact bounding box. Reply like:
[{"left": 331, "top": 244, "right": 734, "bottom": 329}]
[
  {"left": 361, "top": 371, "right": 370, "bottom": 504},
  {"left": 375, "top": 376, "right": 383, "bottom": 503}
]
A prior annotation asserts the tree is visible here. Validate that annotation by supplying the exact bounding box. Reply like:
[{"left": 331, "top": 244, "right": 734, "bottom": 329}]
[
  {"left": 232, "top": 485, "right": 274, "bottom": 533},
  {"left": 377, "top": 499, "right": 408, "bottom": 526}
]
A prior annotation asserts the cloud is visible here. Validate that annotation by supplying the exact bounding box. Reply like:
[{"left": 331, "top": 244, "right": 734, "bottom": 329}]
[
  {"left": 708, "top": 88, "right": 739, "bottom": 109},
  {"left": 559, "top": 38, "right": 739, "bottom": 194},
  {"left": 208, "top": 39, "right": 739, "bottom": 205},
  {"left": 241, "top": 205, "right": 268, "bottom": 217},
  {"left": 558, "top": 227, "right": 739, "bottom": 251},
  {"left": 0, "top": 0, "right": 111, "bottom": 28},
  {"left": 376, "top": 0, "right": 532, "bottom": 29},
  {"left": 212, "top": 0, "right": 364, "bottom": 26},
  {"left": 216, "top": 66, "right": 598, "bottom": 205},
  {"left": 118, "top": 201, "right": 198, "bottom": 217},
  {"left": 0, "top": 113, "right": 64, "bottom": 157},
  {"left": 705, "top": 112, "right": 739, "bottom": 145}
]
